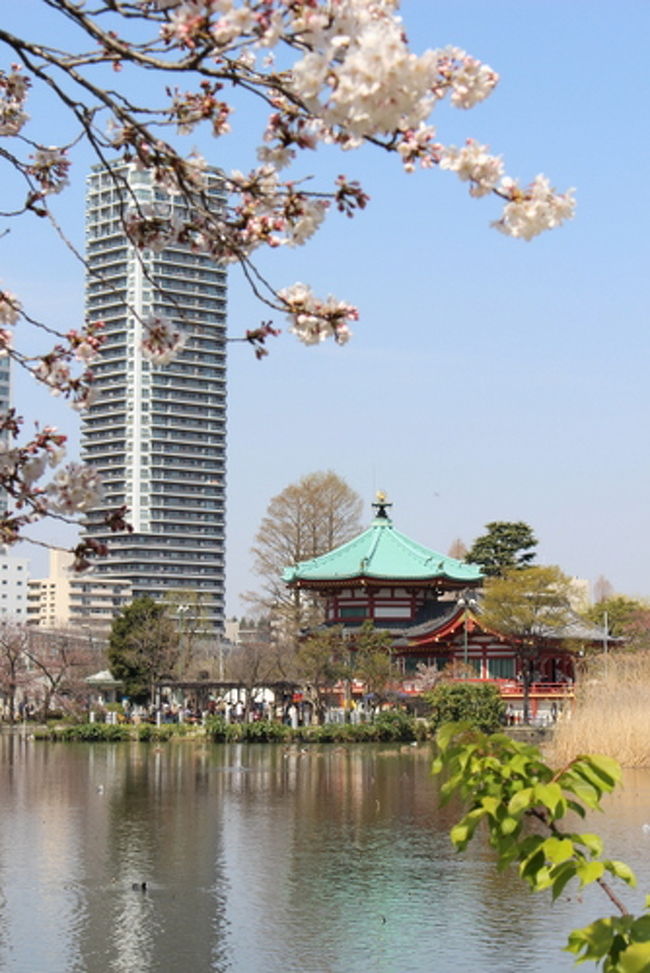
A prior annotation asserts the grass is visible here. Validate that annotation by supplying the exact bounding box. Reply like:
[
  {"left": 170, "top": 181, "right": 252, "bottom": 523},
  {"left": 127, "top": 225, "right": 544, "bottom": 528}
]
[{"left": 551, "top": 651, "right": 650, "bottom": 767}]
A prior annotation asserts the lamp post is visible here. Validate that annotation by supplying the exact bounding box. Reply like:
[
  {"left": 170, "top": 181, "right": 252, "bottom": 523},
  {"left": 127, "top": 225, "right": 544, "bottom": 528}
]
[
  {"left": 176, "top": 603, "right": 190, "bottom": 678},
  {"left": 457, "top": 590, "right": 478, "bottom": 676},
  {"left": 520, "top": 637, "right": 537, "bottom": 726}
]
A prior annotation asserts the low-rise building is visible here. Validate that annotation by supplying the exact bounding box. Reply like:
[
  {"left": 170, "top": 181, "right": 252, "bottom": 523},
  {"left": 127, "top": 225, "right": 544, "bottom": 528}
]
[{"left": 27, "top": 550, "right": 132, "bottom": 637}]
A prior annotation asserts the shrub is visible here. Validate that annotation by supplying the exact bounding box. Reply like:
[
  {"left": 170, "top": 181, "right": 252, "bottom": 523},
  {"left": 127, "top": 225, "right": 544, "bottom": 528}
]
[
  {"left": 425, "top": 683, "right": 504, "bottom": 733},
  {"left": 205, "top": 717, "right": 291, "bottom": 743},
  {"left": 53, "top": 723, "right": 132, "bottom": 742},
  {"left": 372, "top": 709, "right": 417, "bottom": 741},
  {"left": 136, "top": 724, "right": 176, "bottom": 743}
]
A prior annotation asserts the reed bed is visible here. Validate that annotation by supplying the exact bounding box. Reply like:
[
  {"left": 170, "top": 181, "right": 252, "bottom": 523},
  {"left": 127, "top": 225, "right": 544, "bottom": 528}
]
[{"left": 550, "top": 651, "right": 650, "bottom": 767}]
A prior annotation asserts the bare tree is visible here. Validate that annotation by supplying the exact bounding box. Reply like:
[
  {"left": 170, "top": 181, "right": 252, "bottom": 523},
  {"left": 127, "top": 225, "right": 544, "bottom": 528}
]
[
  {"left": 248, "top": 471, "right": 363, "bottom": 639},
  {"left": 163, "top": 588, "right": 211, "bottom": 678},
  {"left": 593, "top": 575, "right": 615, "bottom": 604},
  {"left": 448, "top": 538, "right": 468, "bottom": 560},
  {"left": 0, "top": 621, "right": 30, "bottom": 723},
  {"left": 225, "top": 640, "right": 284, "bottom": 721},
  {"left": 23, "top": 627, "right": 96, "bottom": 720}
]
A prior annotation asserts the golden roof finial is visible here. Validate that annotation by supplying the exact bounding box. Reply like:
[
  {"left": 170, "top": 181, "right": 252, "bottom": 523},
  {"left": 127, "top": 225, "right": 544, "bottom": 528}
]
[{"left": 372, "top": 491, "right": 392, "bottom": 520}]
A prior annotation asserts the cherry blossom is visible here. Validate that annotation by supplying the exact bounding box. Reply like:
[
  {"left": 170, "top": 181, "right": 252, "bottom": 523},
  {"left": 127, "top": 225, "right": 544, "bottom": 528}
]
[
  {"left": 46, "top": 463, "right": 104, "bottom": 516},
  {"left": 0, "top": 291, "right": 20, "bottom": 327},
  {"left": 440, "top": 140, "right": 504, "bottom": 198},
  {"left": 28, "top": 148, "right": 71, "bottom": 196},
  {"left": 493, "top": 176, "right": 576, "bottom": 241},
  {"left": 0, "top": 1, "right": 576, "bottom": 558},
  {"left": 278, "top": 283, "right": 358, "bottom": 346},
  {"left": 141, "top": 314, "right": 188, "bottom": 365},
  {"left": 0, "top": 65, "right": 30, "bottom": 136}
]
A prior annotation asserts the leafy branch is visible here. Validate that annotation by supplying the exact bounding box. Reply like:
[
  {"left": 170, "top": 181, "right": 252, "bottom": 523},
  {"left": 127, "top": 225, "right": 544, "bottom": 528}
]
[{"left": 433, "top": 724, "right": 650, "bottom": 971}]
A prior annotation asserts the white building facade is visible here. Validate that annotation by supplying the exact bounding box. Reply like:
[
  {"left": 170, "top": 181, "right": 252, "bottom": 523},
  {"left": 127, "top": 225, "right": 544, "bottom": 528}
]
[
  {"left": 0, "top": 553, "right": 29, "bottom": 620},
  {"left": 27, "top": 550, "right": 132, "bottom": 635},
  {"left": 81, "top": 163, "right": 227, "bottom": 632}
]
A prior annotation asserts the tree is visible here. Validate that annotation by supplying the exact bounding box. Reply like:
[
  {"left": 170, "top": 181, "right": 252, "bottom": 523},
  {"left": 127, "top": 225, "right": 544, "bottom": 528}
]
[
  {"left": 479, "top": 565, "right": 574, "bottom": 723},
  {"left": 584, "top": 595, "right": 648, "bottom": 640},
  {"left": 425, "top": 682, "right": 504, "bottom": 732},
  {"left": 292, "top": 626, "right": 348, "bottom": 724},
  {"left": 593, "top": 574, "right": 615, "bottom": 604},
  {"left": 163, "top": 588, "right": 211, "bottom": 677},
  {"left": 352, "top": 621, "right": 395, "bottom": 713},
  {"left": 0, "top": 620, "right": 30, "bottom": 722},
  {"left": 224, "top": 640, "right": 283, "bottom": 721},
  {"left": 448, "top": 538, "right": 468, "bottom": 560},
  {"left": 249, "top": 471, "right": 363, "bottom": 637},
  {"left": 108, "top": 597, "right": 179, "bottom": 703},
  {"left": 465, "top": 521, "right": 538, "bottom": 577},
  {"left": 23, "top": 627, "right": 96, "bottom": 720},
  {"left": 0, "top": 5, "right": 574, "bottom": 562}
]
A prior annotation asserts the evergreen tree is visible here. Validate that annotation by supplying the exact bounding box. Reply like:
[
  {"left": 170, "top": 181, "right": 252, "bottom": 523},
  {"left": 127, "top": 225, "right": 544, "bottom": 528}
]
[
  {"left": 108, "top": 597, "right": 178, "bottom": 703},
  {"left": 466, "top": 521, "right": 538, "bottom": 577}
]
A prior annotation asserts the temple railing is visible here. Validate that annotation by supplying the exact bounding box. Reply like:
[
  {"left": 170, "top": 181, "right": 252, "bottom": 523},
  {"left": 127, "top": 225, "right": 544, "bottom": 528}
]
[{"left": 398, "top": 678, "right": 575, "bottom": 699}]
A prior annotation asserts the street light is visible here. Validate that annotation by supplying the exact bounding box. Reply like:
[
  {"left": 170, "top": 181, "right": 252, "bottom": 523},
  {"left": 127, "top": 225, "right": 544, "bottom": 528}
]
[{"left": 457, "top": 590, "right": 479, "bottom": 675}]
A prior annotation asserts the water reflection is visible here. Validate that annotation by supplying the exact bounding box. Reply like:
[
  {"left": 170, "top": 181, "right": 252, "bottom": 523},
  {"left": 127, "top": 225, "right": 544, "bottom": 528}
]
[{"left": 0, "top": 737, "right": 647, "bottom": 973}]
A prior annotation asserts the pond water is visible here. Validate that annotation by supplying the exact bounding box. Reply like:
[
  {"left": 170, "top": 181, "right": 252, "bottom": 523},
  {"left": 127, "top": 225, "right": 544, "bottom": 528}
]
[{"left": 1, "top": 736, "right": 650, "bottom": 973}]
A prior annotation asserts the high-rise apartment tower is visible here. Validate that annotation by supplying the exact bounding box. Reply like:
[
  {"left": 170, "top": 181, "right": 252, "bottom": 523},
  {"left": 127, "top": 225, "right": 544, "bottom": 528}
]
[{"left": 82, "top": 163, "right": 226, "bottom": 632}]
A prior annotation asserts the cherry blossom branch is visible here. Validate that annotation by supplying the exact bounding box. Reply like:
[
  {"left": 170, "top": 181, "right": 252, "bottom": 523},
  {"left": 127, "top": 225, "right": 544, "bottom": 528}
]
[{"left": 0, "top": 0, "right": 575, "bottom": 559}]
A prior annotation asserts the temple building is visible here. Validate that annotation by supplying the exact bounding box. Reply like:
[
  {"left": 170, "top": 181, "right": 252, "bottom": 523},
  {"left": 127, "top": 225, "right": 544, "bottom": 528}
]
[{"left": 283, "top": 495, "right": 597, "bottom": 720}]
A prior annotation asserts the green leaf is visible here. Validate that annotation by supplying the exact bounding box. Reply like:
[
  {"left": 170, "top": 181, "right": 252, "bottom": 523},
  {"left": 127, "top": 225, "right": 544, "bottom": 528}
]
[
  {"left": 551, "top": 861, "right": 577, "bottom": 901},
  {"left": 606, "top": 860, "right": 637, "bottom": 887},
  {"left": 531, "top": 865, "right": 553, "bottom": 891},
  {"left": 508, "top": 787, "right": 534, "bottom": 815},
  {"left": 566, "top": 779, "right": 602, "bottom": 811},
  {"left": 575, "top": 832, "right": 604, "bottom": 858},
  {"left": 572, "top": 761, "right": 614, "bottom": 796},
  {"left": 587, "top": 754, "right": 622, "bottom": 788},
  {"left": 618, "top": 941, "right": 650, "bottom": 972},
  {"left": 631, "top": 915, "right": 650, "bottom": 941},
  {"left": 534, "top": 782, "right": 564, "bottom": 815},
  {"left": 481, "top": 795, "right": 500, "bottom": 818},
  {"left": 543, "top": 837, "right": 574, "bottom": 864},
  {"left": 565, "top": 918, "right": 615, "bottom": 961},
  {"left": 436, "top": 721, "right": 466, "bottom": 750},
  {"left": 520, "top": 848, "right": 546, "bottom": 884},
  {"left": 576, "top": 860, "right": 605, "bottom": 886},
  {"left": 566, "top": 798, "right": 587, "bottom": 819},
  {"left": 500, "top": 815, "right": 519, "bottom": 836},
  {"left": 450, "top": 822, "right": 469, "bottom": 847}
]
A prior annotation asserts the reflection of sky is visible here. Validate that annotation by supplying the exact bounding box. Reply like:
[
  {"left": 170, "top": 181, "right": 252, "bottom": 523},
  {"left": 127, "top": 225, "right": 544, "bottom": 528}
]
[{"left": 0, "top": 740, "right": 647, "bottom": 972}]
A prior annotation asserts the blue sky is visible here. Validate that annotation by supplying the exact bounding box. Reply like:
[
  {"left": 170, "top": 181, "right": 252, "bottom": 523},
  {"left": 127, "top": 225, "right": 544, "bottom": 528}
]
[{"left": 3, "top": 2, "right": 649, "bottom": 612}]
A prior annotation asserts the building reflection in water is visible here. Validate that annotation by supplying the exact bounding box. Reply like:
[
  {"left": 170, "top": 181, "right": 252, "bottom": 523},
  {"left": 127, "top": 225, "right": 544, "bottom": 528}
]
[{"left": 0, "top": 736, "right": 647, "bottom": 973}]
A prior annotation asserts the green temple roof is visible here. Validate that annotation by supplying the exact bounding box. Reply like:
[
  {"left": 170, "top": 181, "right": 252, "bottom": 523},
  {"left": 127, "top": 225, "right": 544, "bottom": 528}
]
[{"left": 282, "top": 504, "right": 483, "bottom": 587}]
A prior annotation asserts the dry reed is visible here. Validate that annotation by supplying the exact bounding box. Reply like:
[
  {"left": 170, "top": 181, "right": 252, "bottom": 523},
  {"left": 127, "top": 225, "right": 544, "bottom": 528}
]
[{"left": 550, "top": 651, "right": 650, "bottom": 768}]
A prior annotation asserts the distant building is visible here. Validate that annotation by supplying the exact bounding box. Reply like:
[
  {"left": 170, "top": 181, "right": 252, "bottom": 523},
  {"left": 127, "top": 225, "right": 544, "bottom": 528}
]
[
  {"left": 27, "top": 550, "right": 132, "bottom": 637},
  {"left": 27, "top": 550, "right": 74, "bottom": 629},
  {"left": 0, "top": 552, "right": 29, "bottom": 620},
  {"left": 81, "top": 162, "right": 227, "bottom": 633},
  {"left": 224, "top": 617, "right": 272, "bottom": 646}
]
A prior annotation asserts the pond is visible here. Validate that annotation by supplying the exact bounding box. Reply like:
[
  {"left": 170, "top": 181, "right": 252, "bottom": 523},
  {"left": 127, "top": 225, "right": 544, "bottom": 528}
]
[{"left": 0, "top": 735, "right": 649, "bottom": 973}]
